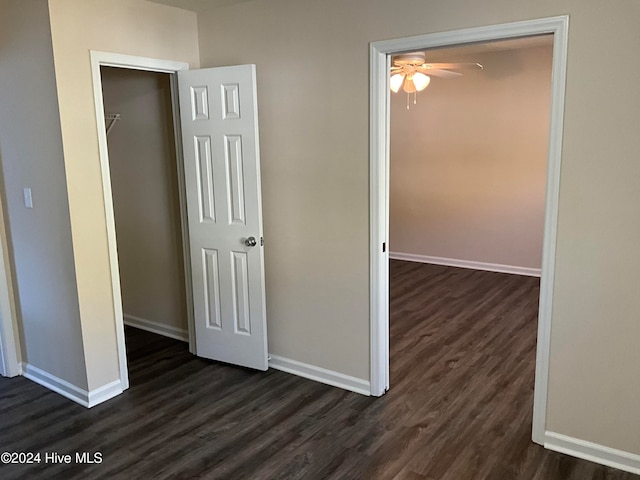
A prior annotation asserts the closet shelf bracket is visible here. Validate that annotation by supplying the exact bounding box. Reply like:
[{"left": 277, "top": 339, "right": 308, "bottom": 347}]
[{"left": 105, "top": 113, "right": 121, "bottom": 136}]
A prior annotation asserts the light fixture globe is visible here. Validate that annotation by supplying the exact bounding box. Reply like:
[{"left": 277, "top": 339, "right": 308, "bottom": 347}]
[
  {"left": 390, "top": 73, "right": 405, "bottom": 93},
  {"left": 412, "top": 72, "right": 431, "bottom": 91}
]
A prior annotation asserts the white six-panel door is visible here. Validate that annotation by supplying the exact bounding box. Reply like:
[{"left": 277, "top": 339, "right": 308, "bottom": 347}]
[{"left": 177, "top": 65, "right": 267, "bottom": 370}]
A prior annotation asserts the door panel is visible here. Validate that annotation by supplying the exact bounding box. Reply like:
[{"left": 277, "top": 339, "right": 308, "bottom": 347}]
[{"left": 178, "top": 65, "right": 267, "bottom": 370}]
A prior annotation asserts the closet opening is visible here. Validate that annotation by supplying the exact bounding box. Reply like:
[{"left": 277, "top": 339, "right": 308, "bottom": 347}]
[{"left": 100, "top": 66, "right": 191, "bottom": 384}]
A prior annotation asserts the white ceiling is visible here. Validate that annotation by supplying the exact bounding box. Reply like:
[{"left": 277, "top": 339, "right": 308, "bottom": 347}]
[{"left": 147, "top": 0, "right": 253, "bottom": 12}]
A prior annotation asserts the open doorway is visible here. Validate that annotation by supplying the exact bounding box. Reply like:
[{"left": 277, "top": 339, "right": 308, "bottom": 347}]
[
  {"left": 100, "top": 66, "right": 190, "bottom": 351},
  {"left": 99, "top": 65, "right": 192, "bottom": 386},
  {"left": 369, "top": 17, "right": 570, "bottom": 445},
  {"left": 387, "top": 34, "right": 552, "bottom": 457}
]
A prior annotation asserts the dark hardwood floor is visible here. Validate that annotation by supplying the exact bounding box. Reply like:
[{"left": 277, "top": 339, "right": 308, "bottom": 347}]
[{"left": 1, "top": 261, "right": 638, "bottom": 479}]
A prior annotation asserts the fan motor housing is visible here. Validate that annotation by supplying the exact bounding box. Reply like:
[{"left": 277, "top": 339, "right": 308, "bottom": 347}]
[{"left": 392, "top": 52, "right": 426, "bottom": 66}]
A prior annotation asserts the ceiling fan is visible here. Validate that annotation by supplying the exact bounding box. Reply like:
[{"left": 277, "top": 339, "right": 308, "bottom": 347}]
[{"left": 390, "top": 52, "right": 483, "bottom": 107}]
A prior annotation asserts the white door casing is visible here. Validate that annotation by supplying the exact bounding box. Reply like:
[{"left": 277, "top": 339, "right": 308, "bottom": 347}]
[
  {"left": 0, "top": 206, "right": 21, "bottom": 378},
  {"left": 178, "top": 65, "right": 268, "bottom": 370}
]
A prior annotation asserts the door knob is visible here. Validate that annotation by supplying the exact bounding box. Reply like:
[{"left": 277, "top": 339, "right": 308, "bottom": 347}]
[{"left": 245, "top": 236, "right": 257, "bottom": 247}]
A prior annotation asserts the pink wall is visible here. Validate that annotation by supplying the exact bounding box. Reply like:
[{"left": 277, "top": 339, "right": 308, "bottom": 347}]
[{"left": 390, "top": 41, "right": 553, "bottom": 270}]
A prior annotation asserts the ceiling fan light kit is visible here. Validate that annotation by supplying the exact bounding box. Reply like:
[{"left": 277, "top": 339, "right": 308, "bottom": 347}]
[
  {"left": 390, "top": 71, "right": 431, "bottom": 94},
  {"left": 390, "top": 51, "right": 482, "bottom": 109}
]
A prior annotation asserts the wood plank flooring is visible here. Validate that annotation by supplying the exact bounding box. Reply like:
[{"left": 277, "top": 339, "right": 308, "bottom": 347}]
[{"left": 1, "top": 261, "right": 638, "bottom": 479}]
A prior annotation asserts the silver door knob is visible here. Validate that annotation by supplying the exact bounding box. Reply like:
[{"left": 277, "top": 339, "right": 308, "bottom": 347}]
[{"left": 245, "top": 236, "right": 257, "bottom": 247}]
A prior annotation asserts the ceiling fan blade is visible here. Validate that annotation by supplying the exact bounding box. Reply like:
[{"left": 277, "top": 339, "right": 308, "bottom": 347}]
[
  {"left": 416, "top": 68, "right": 462, "bottom": 78},
  {"left": 423, "top": 62, "right": 483, "bottom": 70}
]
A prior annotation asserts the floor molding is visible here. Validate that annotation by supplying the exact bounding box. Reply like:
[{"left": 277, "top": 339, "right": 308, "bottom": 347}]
[
  {"left": 268, "top": 355, "right": 371, "bottom": 396},
  {"left": 390, "top": 252, "right": 541, "bottom": 277},
  {"left": 124, "top": 314, "right": 189, "bottom": 342},
  {"left": 86, "top": 379, "right": 124, "bottom": 407},
  {"left": 545, "top": 431, "right": 640, "bottom": 475},
  {"left": 22, "top": 363, "right": 123, "bottom": 408}
]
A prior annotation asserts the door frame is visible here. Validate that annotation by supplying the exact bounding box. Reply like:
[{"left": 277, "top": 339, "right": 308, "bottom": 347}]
[
  {"left": 0, "top": 192, "right": 21, "bottom": 378},
  {"left": 90, "top": 51, "right": 193, "bottom": 390},
  {"left": 369, "top": 16, "right": 569, "bottom": 445}
]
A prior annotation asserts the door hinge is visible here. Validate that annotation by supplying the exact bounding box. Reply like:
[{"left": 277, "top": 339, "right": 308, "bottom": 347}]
[
  {"left": 260, "top": 236, "right": 264, "bottom": 246},
  {"left": 382, "top": 242, "right": 386, "bottom": 253}
]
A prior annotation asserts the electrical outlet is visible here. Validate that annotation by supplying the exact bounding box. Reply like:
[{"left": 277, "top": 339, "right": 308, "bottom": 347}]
[{"left": 23, "top": 188, "right": 33, "bottom": 209}]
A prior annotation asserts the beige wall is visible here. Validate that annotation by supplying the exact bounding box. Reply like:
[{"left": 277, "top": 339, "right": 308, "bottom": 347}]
[
  {"left": 390, "top": 44, "right": 552, "bottom": 269},
  {"left": 197, "top": 0, "right": 640, "bottom": 455},
  {"left": 101, "top": 67, "right": 187, "bottom": 333},
  {"left": 198, "top": 2, "right": 372, "bottom": 379},
  {"left": 0, "top": 0, "right": 86, "bottom": 388},
  {"left": 47, "top": 0, "right": 199, "bottom": 389}
]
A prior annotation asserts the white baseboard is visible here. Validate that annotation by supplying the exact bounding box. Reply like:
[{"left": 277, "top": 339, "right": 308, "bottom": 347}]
[
  {"left": 389, "top": 252, "right": 541, "bottom": 277},
  {"left": 22, "top": 363, "right": 123, "bottom": 408},
  {"left": 86, "top": 379, "right": 124, "bottom": 407},
  {"left": 545, "top": 431, "right": 640, "bottom": 475},
  {"left": 124, "top": 314, "right": 188, "bottom": 342},
  {"left": 268, "top": 354, "right": 371, "bottom": 396}
]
